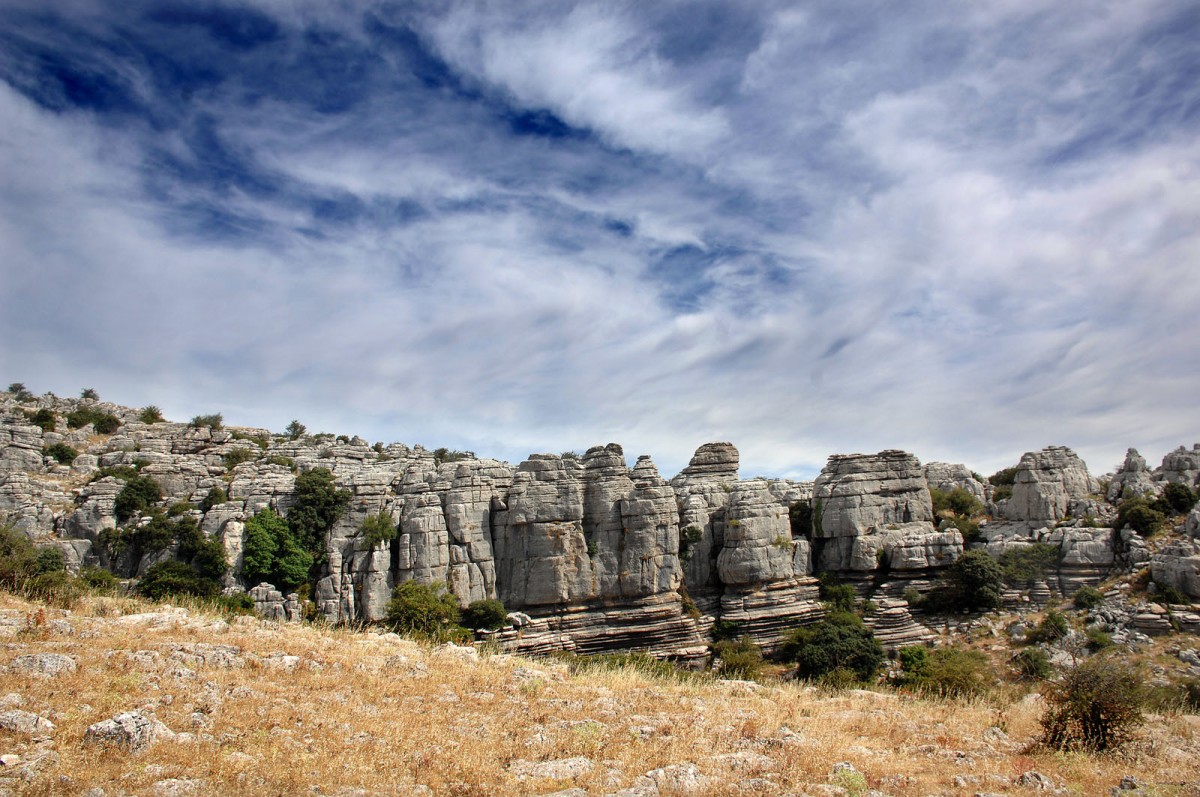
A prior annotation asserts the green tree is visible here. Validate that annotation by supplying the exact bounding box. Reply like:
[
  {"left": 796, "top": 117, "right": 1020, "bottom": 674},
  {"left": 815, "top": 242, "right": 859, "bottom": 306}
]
[
  {"left": 999, "top": 543, "right": 1060, "bottom": 584},
  {"left": 27, "top": 409, "right": 55, "bottom": 432},
  {"left": 782, "top": 610, "right": 884, "bottom": 683},
  {"left": 80, "top": 387, "right": 99, "bottom": 400},
  {"left": 359, "top": 511, "right": 397, "bottom": 548},
  {"left": 190, "top": 413, "right": 224, "bottom": 430},
  {"left": 386, "top": 580, "right": 461, "bottom": 637},
  {"left": 713, "top": 635, "right": 764, "bottom": 679},
  {"left": 139, "top": 405, "right": 165, "bottom": 424},
  {"left": 1159, "top": 483, "right": 1197, "bottom": 515},
  {"left": 114, "top": 475, "right": 163, "bottom": 522},
  {"left": 285, "top": 419, "right": 307, "bottom": 439},
  {"left": 941, "top": 550, "right": 1003, "bottom": 611},
  {"left": 461, "top": 599, "right": 508, "bottom": 631},
  {"left": 241, "top": 509, "right": 283, "bottom": 585},
  {"left": 199, "top": 486, "right": 228, "bottom": 512},
  {"left": 44, "top": 442, "right": 78, "bottom": 465},
  {"left": 288, "top": 468, "right": 351, "bottom": 559},
  {"left": 1073, "top": 585, "right": 1105, "bottom": 610},
  {"left": 1114, "top": 497, "right": 1166, "bottom": 536},
  {"left": 137, "top": 560, "right": 220, "bottom": 600}
]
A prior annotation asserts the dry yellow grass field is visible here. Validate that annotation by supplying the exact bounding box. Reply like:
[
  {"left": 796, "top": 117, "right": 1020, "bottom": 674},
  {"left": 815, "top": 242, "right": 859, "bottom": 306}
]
[{"left": 0, "top": 593, "right": 1196, "bottom": 797}]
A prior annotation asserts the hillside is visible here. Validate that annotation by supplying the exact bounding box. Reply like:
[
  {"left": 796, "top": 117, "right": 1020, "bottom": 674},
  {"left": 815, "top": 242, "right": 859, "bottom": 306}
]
[{"left": 0, "top": 591, "right": 1197, "bottom": 796}]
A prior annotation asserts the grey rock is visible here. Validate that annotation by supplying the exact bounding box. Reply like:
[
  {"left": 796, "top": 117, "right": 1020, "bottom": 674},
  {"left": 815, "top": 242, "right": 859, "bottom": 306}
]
[
  {"left": 10, "top": 653, "right": 76, "bottom": 678},
  {"left": 1005, "top": 447, "right": 1095, "bottom": 523},
  {"left": 1107, "top": 449, "right": 1158, "bottom": 502},
  {"left": 924, "top": 462, "right": 986, "bottom": 501},
  {"left": 84, "top": 710, "right": 163, "bottom": 752},
  {"left": 0, "top": 709, "right": 54, "bottom": 735}
]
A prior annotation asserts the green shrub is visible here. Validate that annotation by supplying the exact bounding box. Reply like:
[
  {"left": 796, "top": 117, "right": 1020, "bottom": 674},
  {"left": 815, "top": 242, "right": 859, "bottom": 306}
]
[
  {"left": 222, "top": 447, "right": 257, "bottom": 470},
  {"left": 713, "top": 635, "right": 764, "bottom": 679},
  {"left": 1114, "top": 496, "right": 1166, "bottom": 537},
  {"left": 6, "top": 383, "right": 32, "bottom": 401},
  {"left": 1153, "top": 583, "right": 1189, "bottom": 606},
  {"left": 921, "top": 647, "right": 991, "bottom": 698},
  {"left": 167, "top": 501, "right": 192, "bottom": 517},
  {"left": 137, "top": 560, "right": 220, "bottom": 600},
  {"left": 34, "top": 547, "right": 64, "bottom": 574},
  {"left": 1159, "top": 483, "right": 1198, "bottom": 515},
  {"left": 789, "top": 499, "right": 814, "bottom": 537},
  {"left": 114, "top": 475, "right": 162, "bottom": 522},
  {"left": 930, "top": 487, "right": 983, "bottom": 518},
  {"left": 989, "top": 467, "right": 1018, "bottom": 487},
  {"left": 190, "top": 413, "right": 223, "bottom": 430},
  {"left": 386, "top": 580, "right": 461, "bottom": 638},
  {"left": 1086, "top": 628, "right": 1114, "bottom": 651},
  {"left": 782, "top": 610, "right": 883, "bottom": 683},
  {"left": 174, "top": 516, "right": 227, "bottom": 581},
  {"left": 25, "top": 570, "right": 81, "bottom": 606},
  {"left": 0, "top": 525, "right": 38, "bottom": 591},
  {"left": 44, "top": 442, "right": 78, "bottom": 465},
  {"left": 1073, "top": 586, "right": 1105, "bottom": 610},
  {"left": 432, "top": 447, "right": 473, "bottom": 466},
  {"left": 679, "top": 525, "right": 703, "bottom": 562},
  {"left": 66, "top": 406, "right": 119, "bottom": 433},
  {"left": 711, "top": 618, "right": 742, "bottom": 642},
  {"left": 930, "top": 550, "right": 1003, "bottom": 612},
  {"left": 1040, "top": 655, "right": 1144, "bottom": 751},
  {"left": 285, "top": 420, "right": 307, "bottom": 439},
  {"left": 212, "top": 592, "right": 255, "bottom": 616},
  {"left": 1031, "top": 610, "right": 1069, "bottom": 643},
  {"left": 241, "top": 508, "right": 311, "bottom": 592},
  {"left": 359, "top": 511, "right": 397, "bottom": 548},
  {"left": 288, "top": 468, "right": 350, "bottom": 562},
  {"left": 818, "top": 574, "right": 857, "bottom": 613},
  {"left": 999, "top": 543, "right": 1060, "bottom": 584},
  {"left": 264, "top": 455, "right": 296, "bottom": 470},
  {"left": 897, "top": 645, "right": 929, "bottom": 679},
  {"left": 199, "top": 486, "right": 228, "bottom": 512},
  {"left": 79, "top": 566, "right": 120, "bottom": 593},
  {"left": 461, "top": 599, "right": 508, "bottom": 631},
  {"left": 1011, "top": 648, "right": 1052, "bottom": 681},
  {"left": 139, "top": 405, "right": 165, "bottom": 424},
  {"left": 26, "top": 409, "right": 56, "bottom": 432}
]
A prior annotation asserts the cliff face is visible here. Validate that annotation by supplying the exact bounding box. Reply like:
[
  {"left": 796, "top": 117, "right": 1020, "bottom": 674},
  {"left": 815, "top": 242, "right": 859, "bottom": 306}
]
[{"left": 2, "top": 392, "right": 1195, "bottom": 660}]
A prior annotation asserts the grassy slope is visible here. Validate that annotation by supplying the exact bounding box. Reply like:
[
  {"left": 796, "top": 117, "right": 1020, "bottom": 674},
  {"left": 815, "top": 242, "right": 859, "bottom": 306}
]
[{"left": 0, "top": 594, "right": 1197, "bottom": 796}]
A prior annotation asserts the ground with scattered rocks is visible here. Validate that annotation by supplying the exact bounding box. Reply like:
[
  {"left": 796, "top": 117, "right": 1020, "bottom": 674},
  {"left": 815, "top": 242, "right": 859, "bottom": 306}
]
[{"left": 0, "top": 593, "right": 1197, "bottom": 797}]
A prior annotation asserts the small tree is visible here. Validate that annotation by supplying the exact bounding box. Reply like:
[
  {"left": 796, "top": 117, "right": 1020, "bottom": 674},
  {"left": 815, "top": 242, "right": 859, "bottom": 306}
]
[
  {"left": 461, "top": 599, "right": 508, "bottom": 631},
  {"left": 1114, "top": 497, "right": 1166, "bottom": 536},
  {"left": 27, "top": 409, "right": 55, "bottom": 432},
  {"left": 1041, "top": 655, "right": 1144, "bottom": 752},
  {"left": 1011, "top": 648, "right": 1052, "bottom": 681},
  {"left": 386, "top": 580, "right": 461, "bottom": 637},
  {"left": 285, "top": 419, "right": 307, "bottom": 439},
  {"left": 359, "top": 511, "right": 397, "bottom": 548},
  {"left": 944, "top": 550, "right": 1003, "bottom": 611},
  {"left": 999, "top": 543, "right": 1060, "bottom": 584},
  {"left": 6, "top": 383, "right": 33, "bottom": 401},
  {"left": 713, "top": 635, "right": 763, "bottom": 679},
  {"left": 80, "top": 387, "right": 99, "bottom": 400},
  {"left": 139, "top": 406, "right": 165, "bottom": 424},
  {"left": 1159, "top": 482, "right": 1197, "bottom": 515},
  {"left": 1073, "top": 585, "right": 1105, "bottom": 610},
  {"left": 782, "top": 610, "right": 884, "bottom": 683},
  {"left": 44, "top": 442, "right": 78, "bottom": 465},
  {"left": 199, "top": 486, "right": 228, "bottom": 512},
  {"left": 288, "top": 468, "right": 350, "bottom": 559},
  {"left": 190, "top": 413, "right": 224, "bottom": 430},
  {"left": 114, "top": 475, "right": 163, "bottom": 522}
]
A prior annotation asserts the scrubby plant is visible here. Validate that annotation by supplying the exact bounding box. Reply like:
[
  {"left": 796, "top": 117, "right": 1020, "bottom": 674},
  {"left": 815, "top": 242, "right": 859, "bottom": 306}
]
[
  {"left": 1152, "top": 582, "right": 1189, "bottom": 606},
  {"left": 818, "top": 576, "right": 857, "bottom": 613},
  {"left": 264, "top": 454, "right": 296, "bottom": 470},
  {"left": 930, "top": 487, "right": 983, "bottom": 518},
  {"left": 432, "top": 447, "right": 473, "bottom": 466},
  {"left": 44, "top": 442, "right": 78, "bottom": 465},
  {"left": 288, "top": 468, "right": 350, "bottom": 563},
  {"left": 711, "top": 618, "right": 743, "bottom": 642},
  {"left": 80, "top": 387, "right": 99, "bottom": 400},
  {"left": 999, "top": 543, "right": 1060, "bottom": 584},
  {"left": 66, "top": 406, "right": 120, "bottom": 433},
  {"left": 114, "top": 474, "right": 163, "bottom": 522},
  {"left": 6, "top": 383, "right": 32, "bottom": 401},
  {"left": 137, "top": 560, "right": 220, "bottom": 600},
  {"left": 1073, "top": 585, "right": 1105, "bottom": 610},
  {"left": 712, "top": 635, "right": 763, "bottom": 680},
  {"left": 1086, "top": 628, "right": 1114, "bottom": 651},
  {"left": 988, "top": 467, "right": 1018, "bottom": 501},
  {"left": 460, "top": 599, "right": 508, "bottom": 631},
  {"left": 928, "top": 550, "right": 1003, "bottom": 612},
  {"left": 1031, "top": 609, "right": 1070, "bottom": 643},
  {"left": 199, "top": 486, "right": 229, "bottom": 512},
  {"left": 1040, "top": 654, "right": 1144, "bottom": 751},
  {"left": 359, "top": 511, "right": 397, "bottom": 548},
  {"left": 212, "top": 592, "right": 255, "bottom": 616},
  {"left": 782, "top": 610, "right": 883, "bottom": 683},
  {"left": 1159, "top": 482, "right": 1198, "bottom": 515},
  {"left": 386, "top": 580, "right": 462, "bottom": 638},
  {"left": 241, "top": 508, "right": 311, "bottom": 593},
  {"left": 173, "top": 515, "right": 227, "bottom": 582},
  {"left": 285, "top": 419, "right": 307, "bottom": 439},
  {"left": 26, "top": 408, "right": 55, "bottom": 432},
  {"left": 223, "top": 447, "right": 258, "bottom": 470},
  {"left": 139, "top": 405, "right": 165, "bottom": 424},
  {"left": 904, "top": 646, "right": 991, "bottom": 698},
  {"left": 190, "top": 413, "right": 224, "bottom": 430},
  {"left": 1114, "top": 496, "right": 1166, "bottom": 537},
  {"left": 78, "top": 566, "right": 120, "bottom": 593},
  {"left": 1011, "top": 647, "right": 1052, "bottom": 681},
  {"left": 679, "top": 525, "right": 703, "bottom": 562}
]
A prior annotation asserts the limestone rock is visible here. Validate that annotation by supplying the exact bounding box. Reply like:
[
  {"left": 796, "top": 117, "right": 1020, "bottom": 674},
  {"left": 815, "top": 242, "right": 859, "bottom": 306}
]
[
  {"left": 0, "top": 709, "right": 54, "bottom": 736},
  {"left": 924, "top": 462, "right": 986, "bottom": 502},
  {"left": 10, "top": 653, "right": 76, "bottom": 678},
  {"left": 0, "top": 417, "right": 44, "bottom": 474},
  {"left": 84, "top": 710, "right": 164, "bottom": 752},
  {"left": 1158, "top": 444, "right": 1200, "bottom": 488},
  {"left": 1151, "top": 540, "right": 1200, "bottom": 598},
  {"left": 1107, "top": 449, "right": 1158, "bottom": 502},
  {"left": 1004, "top": 447, "right": 1096, "bottom": 523},
  {"left": 675, "top": 442, "right": 739, "bottom": 481},
  {"left": 716, "top": 481, "right": 802, "bottom": 585}
]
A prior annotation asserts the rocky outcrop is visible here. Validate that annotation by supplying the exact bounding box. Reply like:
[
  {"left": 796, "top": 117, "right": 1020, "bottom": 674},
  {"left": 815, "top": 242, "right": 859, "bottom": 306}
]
[
  {"left": 1158, "top": 444, "right": 1200, "bottom": 488},
  {"left": 1151, "top": 540, "right": 1200, "bottom": 598},
  {"left": 1004, "top": 447, "right": 1097, "bottom": 523},
  {"left": 1107, "top": 448, "right": 1158, "bottom": 502},
  {"left": 924, "top": 462, "right": 986, "bottom": 502}
]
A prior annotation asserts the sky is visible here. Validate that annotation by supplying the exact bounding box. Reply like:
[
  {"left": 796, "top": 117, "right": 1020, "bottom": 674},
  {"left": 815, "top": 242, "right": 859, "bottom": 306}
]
[{"left": 1, "top": 1, "right": 1198, "bottom": 480}]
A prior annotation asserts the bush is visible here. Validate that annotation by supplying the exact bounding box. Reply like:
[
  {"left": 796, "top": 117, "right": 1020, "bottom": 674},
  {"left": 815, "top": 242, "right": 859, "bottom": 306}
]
[
  {"left": 34, "top": 547, "right": 64, "bottom": 574},
  {"left": 1159, "top": 482, "right": 1198, "bottom": 515},
  {"left": 1114, "top": 496, "right": 1166, "bottom": 537},
  {"left": 137, "top": 560, "right": 220, "bottom": 600},
  {"left": 360, "top": 511, "right": 397, "bottom": 548},
  {"left": 79, "top": 566, "right": 120, "bottom": 593},
  {"left": 25, "top": 570, "right": 81, "bottom": 606},
  {"left": 999, "top": 543, "right": 1060, "bottom": 584},
  {"left": 461, "top": 599, "right": 508, "bottom": 631},
  {"left": 1031, "top": 609, "right": 1069, "bottom": 643},
  {"left": 929, "top": 550, "right": 1003, "bottom": 612},
  {"left": 1153, "top": 582, "right": 1189, "bottom": 606},
  {"left": 114, "top": 475, "right": 163, "bottom": 522},
  {"left": 222, "top": 447, "right": 257, "bottom": 470},
  {"left": 1011, "top": 648, "right": 1052, "bottom": 681},
  {"left": 432, "top": 447, "right": 473, "bottom": 466},
  {"left": 1086, "top": 628, "right": 1114, "bottom": 651},
  {"left": 26, "top": 409, "right": 55, "bottom": 432},
  {"left": 264, "top": 454, "right": 296, "bottom": 470},
  {"left": 139, "top": 405, "right": 165, "bottom": 424},
  {"left": 80, "top": 387, "right": 99, "bottom": 400},
  {"left": 385, "top": 580, "right": 461, "bottom": 638},
  {"left": 782, "top": 610, "right": 884, "bottom": 683},
  {"left": 44, "top": 442, "right": 78, "bottom": 465},
  {"left": 66, "top": 406, "right": 120, "bottom": 433},
  {"left": 1041, "top": 655, "right": 1145, "bottom": 751},
  {"left": 199, "top": 486, "right": 228, "bottom": 512},
  {"left": 174, "top": 516, "right": 227, "bottom": 581},
  {"left": 818, "top": 574, "right": 857, "bottom": 613},
  {"left": 930, "top": 487, "right": 983, "bottom": 518},
  {"left": 212, "top": 592, "right": 255, "bottom": 616},
  {"left": 241, "top": 508, "right": 311, "bottom": 592},
  {"left": 0, "top": 525, "right": 38, "bottom": 591},
  {"left": 1073, "top": 585, "right": 1105, "bottom": 610},
  {"left": 190, "top": 413, "right": 223, "bottom": 430},
  {"left": 285, "top": 420, "right": 307, "bottom": 439},
  {"left": 6, "top": 383, "right": 32, "bottom": 401},
  {"left": 713, "top": 635, "right": 763, "bottom": 679},
  {"left": 679, "top": 525, "right": 703, "bottom": 562},
  {"left": 921, "top": 647, "right": 991, "bottom": 698},
  {"left": 711, "top": 618, "right": 742, "bottom": 642},
  {"left": 288, "top": 468, "right": 350, "bottom": 561}
]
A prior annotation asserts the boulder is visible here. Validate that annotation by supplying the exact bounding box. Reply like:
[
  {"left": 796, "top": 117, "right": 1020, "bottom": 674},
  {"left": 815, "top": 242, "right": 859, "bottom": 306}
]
[
  {"left": 924, "top": 462, "right": 986, "bottom": 502},
  {"left": 1004, "top": 447, "right": 1096, "bottom": 524},
  {"left": 1107, "top": 449, "right": 1158, "bottom": 502}
]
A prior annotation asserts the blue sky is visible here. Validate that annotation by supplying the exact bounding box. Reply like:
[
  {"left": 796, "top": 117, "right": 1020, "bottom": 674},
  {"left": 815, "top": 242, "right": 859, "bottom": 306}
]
[{"left": 1, "top": 1, "right": 1198, "bottom": 479}]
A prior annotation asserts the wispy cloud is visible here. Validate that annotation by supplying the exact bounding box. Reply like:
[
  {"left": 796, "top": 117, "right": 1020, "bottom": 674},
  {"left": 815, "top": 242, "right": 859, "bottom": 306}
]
[{"left": 1, "top": 1, "right": 1197, "bottom": 480}]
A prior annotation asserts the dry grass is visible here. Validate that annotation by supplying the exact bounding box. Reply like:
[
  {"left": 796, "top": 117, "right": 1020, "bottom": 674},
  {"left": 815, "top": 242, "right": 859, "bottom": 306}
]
[{"left": 0, "top": 592, "right": 1196, "bottom": 796}]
